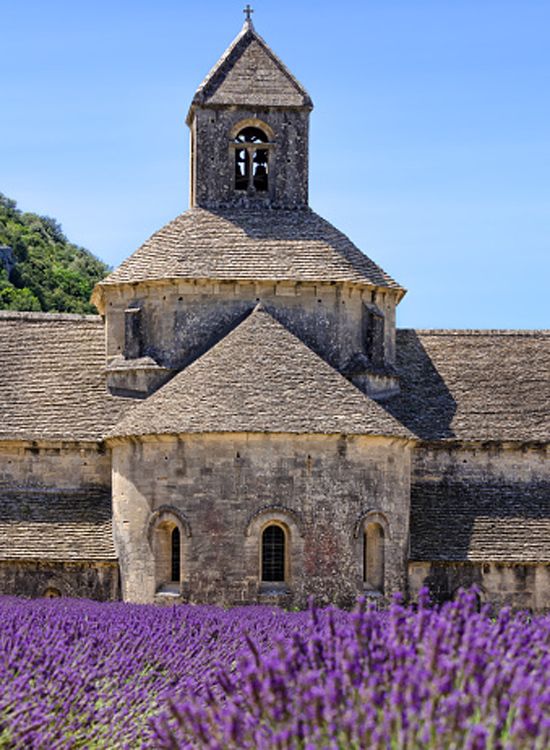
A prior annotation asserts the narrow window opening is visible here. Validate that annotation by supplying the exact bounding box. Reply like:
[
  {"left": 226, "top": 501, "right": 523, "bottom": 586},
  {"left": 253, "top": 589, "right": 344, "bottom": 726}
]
[
  {"left": 153, "top": 517, "right": 184, "bottom": 594},
  {"left": 364, "top": 522, "right": 385, "bottom": 593},
  {"left": 253, "top": 149, "right": 269, "bottom": 191},
  {"left": 262, "top": 524, "right": 285, "bottom": 582},
  {"left": 235, "top": 148, "right": 249, "bottom": 190},
  {"left": 171, "top": 527, "right": 181, "bottom": 583},
  {"left": 364, "top": 306, "right": 385, "bottom": 367},
  {"left": 124, "top": 307, "right": 142, "bottom": 360}
]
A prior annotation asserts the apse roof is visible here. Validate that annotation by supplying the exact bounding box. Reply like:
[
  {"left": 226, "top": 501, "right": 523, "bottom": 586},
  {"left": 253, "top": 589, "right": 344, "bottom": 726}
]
[{"left": 108, "top": 305, "right": 412, "bottom": 440}]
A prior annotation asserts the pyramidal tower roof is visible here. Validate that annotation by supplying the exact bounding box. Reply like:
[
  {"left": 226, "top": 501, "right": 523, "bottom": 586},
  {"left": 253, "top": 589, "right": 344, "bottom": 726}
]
[{"left": 187, "top": 14, "right": 312, "bottom": 122}]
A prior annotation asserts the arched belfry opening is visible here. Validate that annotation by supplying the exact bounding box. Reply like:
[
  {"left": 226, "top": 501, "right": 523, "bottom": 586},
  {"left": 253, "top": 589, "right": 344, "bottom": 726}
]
[{"left": 234, "top": 126, "right": 271, "bottom": 192}]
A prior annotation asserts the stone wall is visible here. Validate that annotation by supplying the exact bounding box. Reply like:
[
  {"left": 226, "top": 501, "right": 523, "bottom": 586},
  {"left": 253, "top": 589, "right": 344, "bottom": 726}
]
[
  {"left": 191, "top": 108, "right": 309, "bottom": 209},
  {"left": 111, "top": 432, "right": 411, "bottom": 607},
  {"left": 0, "top": 440, "right": 111, "bottom": 488},
  {"left": 103, "top": 280, "right": 398, "bottom": 392},
  {"left": 0, "top": 441, "right": 117, "bottom": 601},
  {"left": 412, "top": 442, "right": 548, "bottom": 486},
  {"left": 408, "top": 561, "right": 550, "bottom": 612},
  {"left": 0, "top": 560, "right": 118, "bottom": 600},
  {"left": 408, "top": 442, "right": 550, "bottom": 611}
]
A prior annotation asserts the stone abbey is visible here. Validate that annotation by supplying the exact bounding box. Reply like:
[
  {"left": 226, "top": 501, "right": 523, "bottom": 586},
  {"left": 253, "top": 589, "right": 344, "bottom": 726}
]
[{"left": 0, "top": 15, "right": 548, "bottom": 609}]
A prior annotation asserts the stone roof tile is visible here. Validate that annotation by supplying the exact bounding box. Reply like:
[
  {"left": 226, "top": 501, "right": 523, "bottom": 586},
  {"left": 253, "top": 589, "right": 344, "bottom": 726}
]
[
  {"left": 0, "top": 312, "right": 132, "bottom": 442},
  {"left": 410, "top": 479, "right": 550, "bottom": 562},
  {"left": 0, "top": 488, "right": 116, "bottom": 561},
  {"left": 95, "top": 208, "right": 403, "bottom": 296},
  {"left": 189, "top": 21, "right": 312, "bottom": 116},
  {"left": 385, "top": 329, "right": 550, "bottom": 443},
  {"left": 109, "top": 306, "right": 412, "bottom": 440}
]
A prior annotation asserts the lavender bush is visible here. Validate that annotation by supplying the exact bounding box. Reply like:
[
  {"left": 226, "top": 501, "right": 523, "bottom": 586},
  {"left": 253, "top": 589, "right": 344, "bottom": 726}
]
[{"left": 0, "top": 590, "right": 548, "bottom": 749}]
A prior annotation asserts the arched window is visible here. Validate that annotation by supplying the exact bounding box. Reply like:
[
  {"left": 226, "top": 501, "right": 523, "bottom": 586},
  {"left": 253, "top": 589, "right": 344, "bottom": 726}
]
[
  {"left": 364, "top": 522, "right": 385, "bottom": 593},
  {"left": 171, "top": 527, "right": 181, "bottom": 583},
  {"left": 42, "top": 587, "right": 61, "bottom": 598},
  {"left": 261, "top": 523, "right": 286, "bottom": 582},
  {"left": 233, "top": 126, "right": 271, "bottom": 192},
  {"left": 153, "top": 519, "right": 183, "bottom": 592},
  {"left": 245, "top": 507, "right": 302, "bottom": 593}
]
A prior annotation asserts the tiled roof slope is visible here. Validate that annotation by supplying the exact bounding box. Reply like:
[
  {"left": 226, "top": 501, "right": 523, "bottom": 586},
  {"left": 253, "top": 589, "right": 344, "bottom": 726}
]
[
  {"left": 188, "top": 20, "right": 312, "bottom": 116},
  {"left": 0, "top": 488, "right": 116, "bottom": 560},
  {"left": 385, "top": 330, "right": 550, "bottom": 443},
  {"left": 109, "top": 306, "right": 411, "bottom": 440},
  {"left": 95, "top": 208, "right": 403, "bottom": 294},
  {"left": 410, "top": 480, "right": 550, "bottom": 562},
  {"left": 0, "top": 312, "right": 132, "bottom": 442}
]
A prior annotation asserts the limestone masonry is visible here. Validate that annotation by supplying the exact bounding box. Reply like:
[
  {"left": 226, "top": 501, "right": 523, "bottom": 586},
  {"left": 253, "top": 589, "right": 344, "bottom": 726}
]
[{"left": 1, "top": 17, "right": 548, "bottom": 609}]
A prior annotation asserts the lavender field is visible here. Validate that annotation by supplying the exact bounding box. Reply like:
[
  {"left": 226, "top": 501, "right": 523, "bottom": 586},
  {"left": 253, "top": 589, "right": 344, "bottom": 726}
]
[{"left": 0, "top": 591, "right": 548, "bottom": 750}]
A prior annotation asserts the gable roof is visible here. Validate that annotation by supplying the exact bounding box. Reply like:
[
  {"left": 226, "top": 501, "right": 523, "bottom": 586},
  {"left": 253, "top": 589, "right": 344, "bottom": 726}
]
[
  {"left": 108, "top": 306, "right": 411, "bottom": 440},
  {"left": 0, "top": 312, "right": 132, "bottom": 442},
  {"left": 410, "top": 478, "right": 550, "bottom": 563},
  {"left": 386, "top": 329, "right": 550, "bottom": 443},
  {"left": 93, "top": 207, "right": 404, "bottom": 307},
  {"left": 0, "top": 487, "right": 116, "bottom": 561},
  {"left": 188, "top": 19, "right": 312, "bottom": 120}
]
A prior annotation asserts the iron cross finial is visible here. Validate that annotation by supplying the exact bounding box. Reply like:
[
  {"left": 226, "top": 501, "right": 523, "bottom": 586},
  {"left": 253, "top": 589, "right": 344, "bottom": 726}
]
[{"left": 243, "top": 4, "right": 254, "bottom": 22}]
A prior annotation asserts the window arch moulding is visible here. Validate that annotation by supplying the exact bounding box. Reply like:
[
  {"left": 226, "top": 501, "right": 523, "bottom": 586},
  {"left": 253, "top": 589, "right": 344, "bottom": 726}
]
[
  {"left": 229, "top": 118, "right": 275, "bottom": 141},
  {"left": 353, "top": 510, "right": 390, "bottom": 540},
  {"left": 244, "top": 504, "right": 305, "bottom": 538},
  {"left": 147, "top": 505, "right": 192, "bottom": 542}
]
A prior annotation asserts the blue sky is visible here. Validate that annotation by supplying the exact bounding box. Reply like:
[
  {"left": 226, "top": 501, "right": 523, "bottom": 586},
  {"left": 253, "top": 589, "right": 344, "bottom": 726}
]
[{"left": 2, "top": 0, "right": 549, "bottom": 328}]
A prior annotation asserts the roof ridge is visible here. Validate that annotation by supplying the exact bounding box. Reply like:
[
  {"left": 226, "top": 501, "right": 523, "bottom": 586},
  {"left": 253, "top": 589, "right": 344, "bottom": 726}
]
[
  {"left": 399, "top": 328, "right": 550, "bottom": 336},
  {"left": 0, "top": 311, "right": 102, "bottom": 323}
]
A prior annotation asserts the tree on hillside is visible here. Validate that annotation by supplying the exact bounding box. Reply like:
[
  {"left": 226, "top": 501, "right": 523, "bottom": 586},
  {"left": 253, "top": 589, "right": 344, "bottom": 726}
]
[{"left": 0, "top": 193, "right": 110, "bottom": 314}]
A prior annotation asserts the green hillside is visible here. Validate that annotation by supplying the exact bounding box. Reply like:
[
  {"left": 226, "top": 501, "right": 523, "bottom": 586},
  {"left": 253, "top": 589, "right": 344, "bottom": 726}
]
[{"left": 0, "top": 193, "right": 109, "bottom": 314}]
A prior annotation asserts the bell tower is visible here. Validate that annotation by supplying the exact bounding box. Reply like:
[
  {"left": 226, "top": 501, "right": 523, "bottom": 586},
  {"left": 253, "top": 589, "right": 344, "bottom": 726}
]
[{"left": 186, "top": 10, "right": 313, "bottom": 209}]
